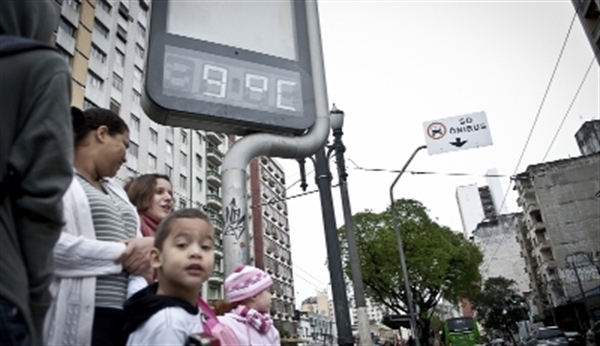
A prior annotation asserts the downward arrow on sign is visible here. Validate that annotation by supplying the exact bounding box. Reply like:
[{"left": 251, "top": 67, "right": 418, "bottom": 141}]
[{"left": 450, "top": 138, "right": 467, "bottom": 147}]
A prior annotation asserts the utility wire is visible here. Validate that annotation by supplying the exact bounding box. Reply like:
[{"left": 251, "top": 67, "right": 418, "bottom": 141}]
[
  {"left": 482, "top": 11, "right": 577, "bottom": 274},
  {"left": 542, "top": 57, "right": 596, "bottom": 162},
  {"left": 293, "top": 264, "right": 330, "bottom": 288}
]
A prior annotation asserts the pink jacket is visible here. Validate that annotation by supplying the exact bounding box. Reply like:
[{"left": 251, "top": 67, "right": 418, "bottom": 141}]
[{"left": 217, "top": 312, "right": 280, "bottom": 345}]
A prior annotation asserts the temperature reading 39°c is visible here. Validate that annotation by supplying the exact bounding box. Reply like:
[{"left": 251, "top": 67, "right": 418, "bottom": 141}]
[{"left": 163, "top": 48, "right": 303, "bottom": 116}]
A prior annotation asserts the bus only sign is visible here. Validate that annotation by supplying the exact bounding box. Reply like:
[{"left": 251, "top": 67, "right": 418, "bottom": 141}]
[{"left": 422, "top": 111, "right": 493, "bottom": 155}]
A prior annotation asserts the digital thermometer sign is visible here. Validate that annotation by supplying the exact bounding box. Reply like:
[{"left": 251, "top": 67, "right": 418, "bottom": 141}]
[{"left": 143, "top": 0, "right": 316, "bottom": 135}]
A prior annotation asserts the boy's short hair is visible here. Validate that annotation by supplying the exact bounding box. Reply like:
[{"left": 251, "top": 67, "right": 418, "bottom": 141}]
[{"left": 154, "top": 208, "right": 213, "bottom": 250}]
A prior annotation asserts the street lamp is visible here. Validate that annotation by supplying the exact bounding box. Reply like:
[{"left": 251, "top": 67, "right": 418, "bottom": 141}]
[{"left": 297, "top": 104, "right": 370, "bottom": 346}]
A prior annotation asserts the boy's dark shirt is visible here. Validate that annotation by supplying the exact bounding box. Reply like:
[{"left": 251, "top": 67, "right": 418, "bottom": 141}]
[{"left": 123, "top": 283, "right": 199, "bottom": 335}]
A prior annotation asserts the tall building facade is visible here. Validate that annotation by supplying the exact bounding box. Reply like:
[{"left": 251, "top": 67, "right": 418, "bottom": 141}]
[
  {"left": 455, "top": 184, "right": 498, "bottom": 238},
  {"left": 571, "top": 0, "right": 600, "bottom": 65},
  {"left": 249, "top": 157, "right": 296, "bottom": 334},
  {"left": 514, "top": 154, "right": 600, "bottom": 320},
  {"left": 473, "top": 214, "right": 530, "bottom": 294},
  {"left": 53, "top": 0, "right": 230, "bottom": 301}
]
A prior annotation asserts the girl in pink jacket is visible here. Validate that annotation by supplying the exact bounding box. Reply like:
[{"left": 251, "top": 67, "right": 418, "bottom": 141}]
[{"left": 218, "top": 265, "right": 280, "bottom": 345}]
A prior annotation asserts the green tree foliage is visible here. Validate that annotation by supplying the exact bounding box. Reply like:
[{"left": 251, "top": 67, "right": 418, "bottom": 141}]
[
  {"left": 338, "top": 198, "right": 483, "bottom": 318},
  {"left": 471, "top": 276, "right": 528, "bottom": 331}
]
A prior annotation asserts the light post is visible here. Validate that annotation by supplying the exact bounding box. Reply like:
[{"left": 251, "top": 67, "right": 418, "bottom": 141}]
[
  {"left": 297, "top": 105, "right": 360, "bottom": 346},
  {"left": 329, "top": 107, "right": 372, "bottom": 346}
]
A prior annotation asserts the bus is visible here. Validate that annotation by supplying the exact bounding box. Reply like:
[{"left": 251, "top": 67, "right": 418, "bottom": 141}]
[{"left": 443, "top": 317, "right": 480, "bottom": 346}]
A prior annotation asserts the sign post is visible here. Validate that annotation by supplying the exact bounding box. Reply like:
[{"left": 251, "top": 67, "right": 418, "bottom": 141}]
[{"left": 390, "top": 111, "right": 494, "bottom": 345}]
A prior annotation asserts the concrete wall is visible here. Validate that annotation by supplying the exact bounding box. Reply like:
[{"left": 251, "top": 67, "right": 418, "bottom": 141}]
[
  {"left": 530, "top": 154, "right": 600, "bottom": 302},
  {"left": 474, "top": 213, "right": 531, "bottom": 294},
  {"left": 575, "top": 120, "right": 600, "bottom": 156}
]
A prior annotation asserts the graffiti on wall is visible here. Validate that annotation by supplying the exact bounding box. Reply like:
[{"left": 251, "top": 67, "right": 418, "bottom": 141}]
[
  {"left": 558, "top": 251, "right": 600, "bottom": 284},
  {"left": 223, "top": 198, "right": 246, "bottom": 240}
]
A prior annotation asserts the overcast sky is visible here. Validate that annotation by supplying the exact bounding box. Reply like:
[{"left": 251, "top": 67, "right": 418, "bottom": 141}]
[{"left": 275, "top": 0, "right": 600, "bottom": 308}]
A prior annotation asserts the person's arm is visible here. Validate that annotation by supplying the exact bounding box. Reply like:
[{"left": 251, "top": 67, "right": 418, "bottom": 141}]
[
  {"left": 52, "top": 232, "right": 126, "bottom": 277},
  {"left": 9, "top": 55, "right": 73, "bottom": 339}
]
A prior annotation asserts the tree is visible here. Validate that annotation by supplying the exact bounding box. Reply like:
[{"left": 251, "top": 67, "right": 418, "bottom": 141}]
[
  {"left": 338, "top": 199, "right": 483, "bottom": 342},
  {"left": 471, "top": 276, "right": 528, "bottom": 336}
]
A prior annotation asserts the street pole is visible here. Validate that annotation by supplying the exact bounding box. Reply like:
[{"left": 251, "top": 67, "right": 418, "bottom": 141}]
[
  {"left": 389, "top": 145, "right": 426, "bottom": 346},
  {"left": 313, "top": 146, "right": 354, "bottom": 346},
  {"left": 330, "top": 107, "right": 372, "bottom": 346}
]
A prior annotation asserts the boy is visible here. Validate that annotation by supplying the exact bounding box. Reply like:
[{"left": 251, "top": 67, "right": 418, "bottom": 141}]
[{"left": 124, "top": 209, "right": 215, "bottom": 345}]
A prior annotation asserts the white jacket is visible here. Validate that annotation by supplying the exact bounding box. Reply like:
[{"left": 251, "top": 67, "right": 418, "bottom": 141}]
[{"left": 43, "top": 177, "right": 146, "bottom": 346}]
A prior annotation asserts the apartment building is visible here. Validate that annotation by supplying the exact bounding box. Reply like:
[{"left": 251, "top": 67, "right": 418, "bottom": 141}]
[
  {"left": 249, "top": 156, "right": 296, "bottom": 334},
  {"left": 571, "top": 0, "right": 600, "bottom": 65},
  {"left": 53, "top": 0, "right": 230, "bottom": 301},
  {"left": 514, "top": 154, "right": 600, "bottom": 321}
]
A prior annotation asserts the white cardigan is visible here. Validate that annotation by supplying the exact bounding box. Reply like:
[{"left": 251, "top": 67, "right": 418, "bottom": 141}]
[{"left": 44, "top": 177, "right": 146, "bottom": 346}]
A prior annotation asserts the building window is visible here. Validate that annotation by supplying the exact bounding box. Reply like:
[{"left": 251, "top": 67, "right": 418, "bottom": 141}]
[
  {"left": 180, "top": 151, "right": 188, "bottom": 167},
  {"left": 93, "top": 19, "right": 109, "bottom": 39},
  {"left": 115, "top": 48, "right": 125, "bottom": 66},
  {"left": 109, "top": 99, "right": 120, "bottom": 114},
  {"left": 179, "top": 174, "right": 187, "bottom": 189},
  {"left": 181, "top": 130, "right": 188, "bottom": 144},
  {"left": 57, "top": 46, "right": 72, "bottom": 64},
  {"left": 91, "top": 44, "right": 106, "bottom": 63},
  {"left": 132, "top": 90, "right": 141, "bottom": 105},
  {"left": 166, "top": 141, "right": 173, "bottom": 155},
  {"left": 196, "top": 131, "right": 203, "bottom": 145},
  {"left": 87, "top": 71, "right": 103, "bottom": 89},
  {"left": 164, "top": 164, "right": 173, "bottom": 178},
  {"left": 196, "top": 154, "right": 203, "bottom": 168},
  {"left": 83, "top": 98, "right": 97, "bottom": 110},
  {"left": 133, "top": 66, "right": 143, "bottom": 81},
  {"left": 134, "top": 43, "right": 145, "bottom": 59},
  {"left": 148, "top": 154, "right": 157, "bottom": 170},
  {"left": 179, "top": 198, "right": 187, "bottom": 209},
  {"left": 118, "top": 3, "right": 130, "bottom": 21},
  {"left": 137, "top": 22, "right": 146, "bottom": 38},
  {"left": 128, "top": 141, "right": 139, "bottom": 158},
  {"left": 116, "top": 25, "right": 127, "bottom": 43},
  {"left": 196, "top": 178, "right": 203, "bottom": 192},
  {"left": 130, "top": 114, "right": 140, "bottom": 132},
  {"left": 112, "top": 73, "right": 123, "bottom": 91},
  {"left": 126, "top": 167, "right": 137, "bottom": 178},
  {"left": 65, "top": 0, "right": 80, "bottom": 11},
  {"left": 59, "top": 18, "right": 76, "bottom": 37},
  {"left": 150, "top": 128, "right": 158, "bottom": 143},
  {"left": 97, "top": 0, "right": 111, "bottom": 13}
]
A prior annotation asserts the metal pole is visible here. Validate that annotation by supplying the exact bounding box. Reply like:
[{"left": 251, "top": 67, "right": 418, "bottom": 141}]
[
  {"left": 314, "top": 147, "right": 354, "bottom": 346},
  {"left": 332, "top": 126, "right": 372, "bottom": 346},
  {"left": 572, "top": 263, "right": 593, "bottom": 327},
  {"left": 389, "top": 145, "right": 426, "bottom": 346}
]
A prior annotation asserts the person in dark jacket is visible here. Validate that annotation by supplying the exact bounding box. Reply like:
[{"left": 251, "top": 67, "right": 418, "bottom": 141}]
[{"left": 0, "top": 1, "right": 73, "bottom": 345}]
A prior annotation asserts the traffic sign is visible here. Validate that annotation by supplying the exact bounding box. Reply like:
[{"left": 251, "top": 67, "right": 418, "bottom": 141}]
[
  {"left": 422, "top": 111, "right": 493, "bottom": 155},
  {"left": 142, "top": 0, "right": 317, "bottom": 135}
]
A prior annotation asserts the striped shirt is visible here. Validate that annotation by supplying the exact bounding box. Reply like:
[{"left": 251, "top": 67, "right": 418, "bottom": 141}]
[{"left": 76, "top": 174, "right": 137, "bottom": 308}]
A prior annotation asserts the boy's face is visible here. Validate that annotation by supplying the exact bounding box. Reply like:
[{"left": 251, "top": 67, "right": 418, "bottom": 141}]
[{"left": 152, "top": 218, "right": 215, "bottom": 292}]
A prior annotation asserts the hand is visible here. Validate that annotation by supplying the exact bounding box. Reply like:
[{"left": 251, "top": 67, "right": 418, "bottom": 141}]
[{"left": 116, "top": 237, "right": 154, "bottom": 276}]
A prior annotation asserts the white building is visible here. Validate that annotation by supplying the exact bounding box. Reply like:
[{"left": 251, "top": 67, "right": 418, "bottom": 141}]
[
  {"left": 455, "top": 184, "right": 487, "bottom": 238},
  {"left": 473, "top": 213, "right": 530, "bottom": 294}
]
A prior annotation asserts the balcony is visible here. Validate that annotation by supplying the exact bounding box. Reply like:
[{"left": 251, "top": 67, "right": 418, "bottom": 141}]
[
  {"left": 525, "top": 200, "right": 540, "bottom": 214},
  {"left": 207, "top": 170, "right": 221, "bottom": 188},
  {"left": 207, "top": 147, "right": 224, "bottom": 166},
  {"left": 211, "top": 217, "right": 223, "bottom": 233},
  {"left": 206, "top": 131, "right": 223, "bottom": 145},
  {"left": 539, "top": 240, "right": 551, "bottom": 252},
  {"left": 207, "top": 193, "right": 222, "bottom": 211},
  {"left": 542, "top": 259, "right": 557, "bottom": 272},
  {"left": 209, "top": 270, "right": 224, "bottom": 283}
]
